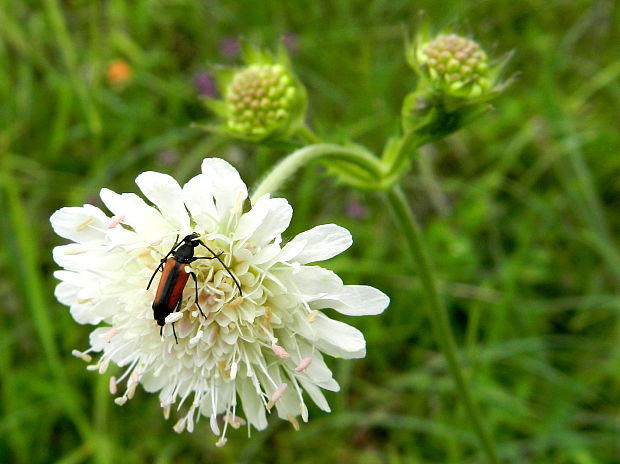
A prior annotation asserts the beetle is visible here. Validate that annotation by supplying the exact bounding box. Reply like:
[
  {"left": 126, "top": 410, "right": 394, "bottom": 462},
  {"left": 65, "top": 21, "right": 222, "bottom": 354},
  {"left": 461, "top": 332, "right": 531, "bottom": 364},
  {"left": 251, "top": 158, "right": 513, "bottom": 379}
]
[{"left": 146, "top": 233, "right": 242, "bottom": 342}]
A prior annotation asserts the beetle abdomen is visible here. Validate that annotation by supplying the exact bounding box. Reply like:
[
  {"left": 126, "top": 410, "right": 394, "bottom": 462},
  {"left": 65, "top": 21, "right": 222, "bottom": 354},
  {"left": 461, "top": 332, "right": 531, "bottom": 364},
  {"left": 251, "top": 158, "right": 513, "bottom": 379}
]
[{"left": 152, "top": 258, "right": 191, "bottom": 323}]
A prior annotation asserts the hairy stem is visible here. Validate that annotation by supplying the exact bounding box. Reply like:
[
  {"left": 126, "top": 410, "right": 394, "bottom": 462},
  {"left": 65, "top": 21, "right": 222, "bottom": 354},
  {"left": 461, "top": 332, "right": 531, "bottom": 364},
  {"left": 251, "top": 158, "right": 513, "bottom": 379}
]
[
  {"left": 386, "top": 186, "right": 500, "bottom": 464},
  {"left": 251, "top": 143, "right": 382, "bottom": 202}
]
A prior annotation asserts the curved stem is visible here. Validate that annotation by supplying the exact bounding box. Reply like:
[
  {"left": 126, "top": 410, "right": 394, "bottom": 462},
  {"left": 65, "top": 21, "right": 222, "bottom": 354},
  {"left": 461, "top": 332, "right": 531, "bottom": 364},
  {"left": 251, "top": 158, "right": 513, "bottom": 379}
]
[
  {"left": 251, "top": 143, "right": 382, "bottom": 202},
  {"left": 386, "top": 186, "right": 500, "bottom": 464}
]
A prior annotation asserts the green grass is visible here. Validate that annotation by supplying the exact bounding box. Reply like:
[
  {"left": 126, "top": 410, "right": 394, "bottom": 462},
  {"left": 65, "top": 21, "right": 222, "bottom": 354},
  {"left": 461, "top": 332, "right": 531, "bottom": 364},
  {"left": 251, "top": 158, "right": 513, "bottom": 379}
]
[{"left": 1, "top": 0, "right": 620, "bottom": 462}]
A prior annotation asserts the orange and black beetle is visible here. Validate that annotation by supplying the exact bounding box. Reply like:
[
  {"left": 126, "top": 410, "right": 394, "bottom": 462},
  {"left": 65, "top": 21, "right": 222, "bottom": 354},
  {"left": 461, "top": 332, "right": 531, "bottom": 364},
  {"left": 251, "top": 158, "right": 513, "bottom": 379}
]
[{"left": 147, "top": 233, "right": 242, "bottom": 342}]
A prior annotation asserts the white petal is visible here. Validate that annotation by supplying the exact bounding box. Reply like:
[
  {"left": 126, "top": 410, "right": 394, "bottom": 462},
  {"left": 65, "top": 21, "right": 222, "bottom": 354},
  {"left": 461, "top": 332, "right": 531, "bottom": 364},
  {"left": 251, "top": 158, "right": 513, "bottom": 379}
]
[
  {"left": 287, "top": 266, "right": 343, "bottom": 298},
  {"left": 135, "top": 172, "right": 189, "bottom": 231},
  {"left": 100, "top": 188, "right": 174, "bottom": 242},
  {"left": 252, "top": 243, "right": 282, "bottom": 265},
  {"left": 71, "top": 297, "right": 120, "bottom": 325},
  {"left": 284, "top": 224, "right": 352, "bottom": 263},
  {"left": 182, "top": 174, "right": 218, "bottom": 232},
  {"left": 52, "top": 245, "right": 126, "bottom": 272},
  {"left": 55, "top": 281, "right": 79, "bottom": 306},
  {"left": 141, "top": 371, "right": 168, "bottom": 393},
  {"left": 200, "top": 158, "right": 247, "bottom": 220},
  {"left": 251, "top": 198, "right": 292, "bottom": 246},
  {"left": 237, "top": 377, "right": 268, "bottom": 430},
  {"left": 50, "top": 205, "right": 110, "bottom": 244},
  {"left": 313, "top": 313, "right": 366, "bottom": 359},
  {"left": 277, "top": 238, "right": 307, "bottom": 263},
  {"left": 88, "top": 327, "right": 115, "bottom": 351},
  {"left": 299, "top": 379, "right": 331, "bottom": 412},
  {"left": 310, "top": 285, "right": 389, "bottom": 316},
  {"left": 236, "top": 194, "right": 271, "bottom": 242},
  {"left": 279, "top": 335, "right": 339, "bottom": 390}
]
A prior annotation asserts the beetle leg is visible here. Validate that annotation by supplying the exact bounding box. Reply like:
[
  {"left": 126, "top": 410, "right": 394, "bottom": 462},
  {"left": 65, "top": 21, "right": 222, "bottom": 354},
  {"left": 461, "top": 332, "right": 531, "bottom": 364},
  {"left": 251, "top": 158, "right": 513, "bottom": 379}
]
[
  {"left": 146, "top": 235, "right": 181, "bottom": 290},
  {"left": 172, "top": 323, "right": 178, "bottom": 344},
  {"left": 146, "top": 260, "right": 165, "bottom": 290},
  {"left": 189, "top": 271, "right": 207, "bottom": 319},
  {"left": 196, "top": 241, "right": 243, "bottom": 296},
  {"left": 171, "top": 297, "right": 182, "bottom": 344}
]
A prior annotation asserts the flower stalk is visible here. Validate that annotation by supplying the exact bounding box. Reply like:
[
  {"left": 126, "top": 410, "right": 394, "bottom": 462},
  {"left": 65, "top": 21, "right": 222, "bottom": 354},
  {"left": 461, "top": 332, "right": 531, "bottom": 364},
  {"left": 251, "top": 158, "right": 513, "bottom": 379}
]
[
  {"left": 386, "top": 187, "right": 500, "bottom": 464},
  {"left": 253, "top": 140, "right": 501, "bottom": 464}
]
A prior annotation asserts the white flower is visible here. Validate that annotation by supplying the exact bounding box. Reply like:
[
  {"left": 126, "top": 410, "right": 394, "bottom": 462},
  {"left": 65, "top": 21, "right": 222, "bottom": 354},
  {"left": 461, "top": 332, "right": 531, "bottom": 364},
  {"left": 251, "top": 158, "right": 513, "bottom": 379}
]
[{"left": 50, "top": 158, "right": 389, "bottom": 444}]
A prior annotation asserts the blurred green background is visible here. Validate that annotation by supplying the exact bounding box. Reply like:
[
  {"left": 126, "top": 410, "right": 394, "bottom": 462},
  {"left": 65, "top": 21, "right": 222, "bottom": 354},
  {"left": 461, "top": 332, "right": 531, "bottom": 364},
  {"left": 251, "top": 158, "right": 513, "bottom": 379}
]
[{"left": 1, "top": 0, "right": 620, "bottom": 462}]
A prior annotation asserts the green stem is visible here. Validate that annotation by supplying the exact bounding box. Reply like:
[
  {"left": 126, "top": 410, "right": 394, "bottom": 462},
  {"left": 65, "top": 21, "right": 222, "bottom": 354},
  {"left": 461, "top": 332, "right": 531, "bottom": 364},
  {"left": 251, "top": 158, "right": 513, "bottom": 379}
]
[
  {"left": 251, "top": 143, "right": 382, "bottom": 202},
  {"left": 386, "top": 186, "right": 500, "bottom": 464}
]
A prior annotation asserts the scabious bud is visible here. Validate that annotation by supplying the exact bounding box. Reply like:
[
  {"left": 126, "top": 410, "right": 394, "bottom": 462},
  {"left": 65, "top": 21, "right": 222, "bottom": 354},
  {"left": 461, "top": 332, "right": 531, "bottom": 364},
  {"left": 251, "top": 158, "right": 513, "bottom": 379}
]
[
  {"left": 225, "top": 64, "right": 299, "bottom": 138},
  {"left": 401, "top": 28, "right": 511, "bottom": 143},
  {"left": 202, "top": 43, "right": 307, "bottom": 142},
  {"left": 416, "top": 34, "right": 490, "bottom": 99}
]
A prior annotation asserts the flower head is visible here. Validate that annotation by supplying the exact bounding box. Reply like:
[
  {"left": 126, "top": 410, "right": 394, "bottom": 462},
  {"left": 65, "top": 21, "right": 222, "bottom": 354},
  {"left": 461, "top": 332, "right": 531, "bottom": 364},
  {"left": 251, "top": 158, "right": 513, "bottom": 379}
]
[
  {"left": 414, "top": 34, "right": 490, "bottom": 98},
  {"left": 402, "top": 28, "right": 512, "bottom": 142},
  {"left": 202, "top": 43, "right": 307, "bottom": 142},
  {"left": 51, "top": 158, "right": 388, "bottom": 444}
]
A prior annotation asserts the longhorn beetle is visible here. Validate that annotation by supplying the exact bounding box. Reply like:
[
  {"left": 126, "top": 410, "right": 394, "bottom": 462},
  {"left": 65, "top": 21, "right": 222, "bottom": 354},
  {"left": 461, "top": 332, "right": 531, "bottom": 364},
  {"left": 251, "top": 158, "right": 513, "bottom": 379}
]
[{"left": 147, "top": 233, "right": 243, "bottom": 343}]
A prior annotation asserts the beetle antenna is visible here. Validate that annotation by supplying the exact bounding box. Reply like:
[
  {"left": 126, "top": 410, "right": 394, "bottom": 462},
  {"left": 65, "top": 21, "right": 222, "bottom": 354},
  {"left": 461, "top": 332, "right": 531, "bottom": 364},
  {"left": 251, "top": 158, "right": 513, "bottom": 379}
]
[{"left": 198, "top": 240, "right": 243, "bottom": 296}]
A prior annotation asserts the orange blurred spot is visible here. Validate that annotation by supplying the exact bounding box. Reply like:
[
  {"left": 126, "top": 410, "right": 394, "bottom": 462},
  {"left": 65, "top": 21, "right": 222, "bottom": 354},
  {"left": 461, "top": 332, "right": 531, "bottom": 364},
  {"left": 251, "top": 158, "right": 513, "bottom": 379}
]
[{"left": 107, "top": 60, "right": 132, "bottom": 85}]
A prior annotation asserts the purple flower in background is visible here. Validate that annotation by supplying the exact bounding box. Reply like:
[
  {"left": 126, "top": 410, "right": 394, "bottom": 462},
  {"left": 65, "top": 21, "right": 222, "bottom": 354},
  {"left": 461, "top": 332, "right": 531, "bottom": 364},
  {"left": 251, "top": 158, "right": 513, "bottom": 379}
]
[
  {"left": 157, "top": 150, "right": 180, "bottom": 166},
  {"left": 219, "top": 37, "right": 241, "bottom": 58},
  {"left": 282, "top": 31, "right": 298, "bottom": 52},
  {"left": 193, "top": 72, "right": 217, "bottom": 97},
  {"left": 346, "top": 200, "right": 367, "bottom": 219}
]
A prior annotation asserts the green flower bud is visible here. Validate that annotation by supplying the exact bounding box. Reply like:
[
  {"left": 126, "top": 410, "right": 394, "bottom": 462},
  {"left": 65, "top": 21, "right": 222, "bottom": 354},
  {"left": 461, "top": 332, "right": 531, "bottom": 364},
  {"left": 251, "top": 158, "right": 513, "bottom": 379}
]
[
  {"left": 225, "top": 64, "right": 299, "bottom": 138},
  {"left": 416, "top": 34, "right": 490, "bottom": 98},
  {"left": 402, "top": 28, "right": 512, "bottom": 143},
  {"left": 201, "top": 43, "right": 307, "bottom": 142}
]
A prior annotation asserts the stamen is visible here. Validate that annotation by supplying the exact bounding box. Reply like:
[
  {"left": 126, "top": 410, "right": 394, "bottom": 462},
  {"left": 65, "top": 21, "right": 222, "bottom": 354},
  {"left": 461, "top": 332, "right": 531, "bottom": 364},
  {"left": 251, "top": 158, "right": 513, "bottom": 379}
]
[
  {"left": 127, "top": 381, "right": 138, "bottom": 400},
  {"left": 103, "top": 328, "right": 118, "bottom": 343},
  {"left": 75, "top": 216, "right": 95, "bottom": 231},
  {"left": 162, "top": 404, "right": 171, "bottom": 420},
  {"left": 165, "top": 312, "right": 183, "bottom": 324},
  {"left": 210, "top": 414, "right": 220, "bottom": 436},
  {"left": 63, "top": 247, "right": 86, "bottom": 255},
  {"left": 271, "top": 383, "right": 288, "bottom": 402},
  {"left": 109, "top": 376, "right": 118, "bottom": 395},
  {"left": 306, "top": 310, "right": 318, "bottom": 322},
  {"left": 287, "top": 413, "right": 300, "bottom": 431},
  {"left": 300, "top": 403, "right": 309, "bottom": 422},
  {"left": 295, "top": 357, "right": 313, "bottom": 373},
  {"left": 186, "top": 409, "right": 195, "bottom": 433},
  {"left": 189, "top": 330, "right": 203, "bottom": 346},
  {"left": 230, "top": 362, "right": 238, "bottom": 380},
  {"left": 114, "top": 396, "right": 127, "bottom": 406},
  {"left": 227, "top": 296, "right": 243, "bottom": 309},
  {"left": 173, "top": 417, "right": 186, "bottom": 433},
  {"left": 266, "top": 383, "right": 288, "bottom": 410},
  {"left": 226, "top": 415, "right": 246, "bottom": 429},
  {"left": 263, "top": 306, "right": 273, "bottom": 326},
  {"left": 215, "top": 437, "right": 228, "bottom": 447},
  {"left": 71, "top": 349, "right": 92, "bottom": 362},
  {"left": 98, "top": 357, "right": 110, "bottom": 374},
  {"left": 107, "top": 214, "right": 125, "bottom": 229},
  {"left": 271, "top": 343, "right": 290, "bottom": 359}
]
